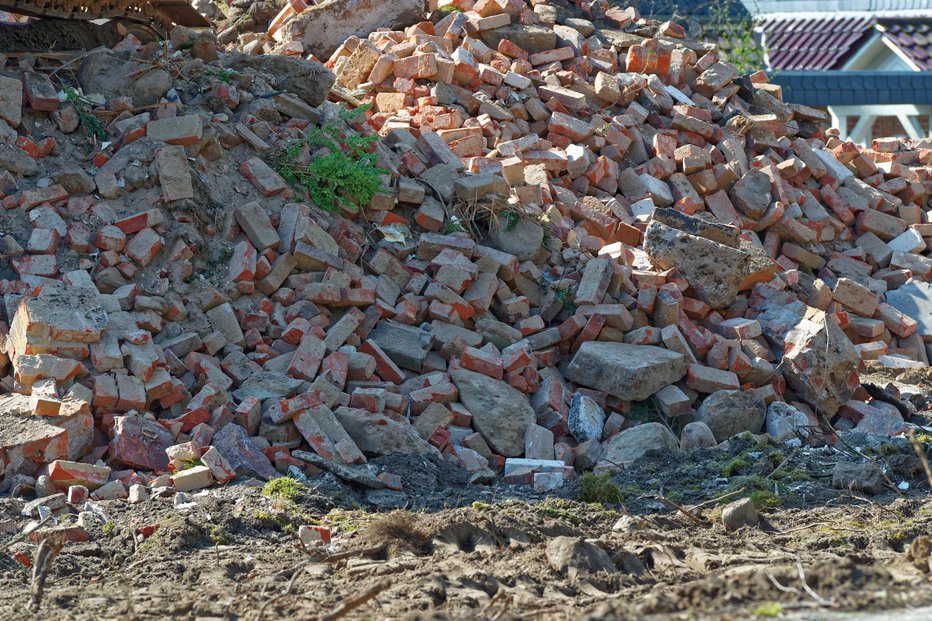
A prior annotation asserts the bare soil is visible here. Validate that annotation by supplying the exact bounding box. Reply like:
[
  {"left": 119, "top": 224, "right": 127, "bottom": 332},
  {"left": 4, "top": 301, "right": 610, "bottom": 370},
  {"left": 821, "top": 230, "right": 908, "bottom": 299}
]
[{"left": 3, "top": 438, "right": 932, "bottom": 621}]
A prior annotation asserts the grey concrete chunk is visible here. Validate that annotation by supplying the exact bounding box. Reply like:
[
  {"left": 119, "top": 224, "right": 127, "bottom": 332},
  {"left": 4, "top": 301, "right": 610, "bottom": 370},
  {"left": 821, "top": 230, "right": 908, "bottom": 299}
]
[{"left": 566, "top": 343, "right": 687, "bottom": 402}]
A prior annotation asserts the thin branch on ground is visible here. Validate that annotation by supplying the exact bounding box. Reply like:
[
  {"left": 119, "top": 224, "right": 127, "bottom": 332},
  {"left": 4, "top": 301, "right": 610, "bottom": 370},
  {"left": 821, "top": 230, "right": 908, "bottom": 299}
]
[{"left": 320, "top": 579, "right": 390, "bottom": 621}]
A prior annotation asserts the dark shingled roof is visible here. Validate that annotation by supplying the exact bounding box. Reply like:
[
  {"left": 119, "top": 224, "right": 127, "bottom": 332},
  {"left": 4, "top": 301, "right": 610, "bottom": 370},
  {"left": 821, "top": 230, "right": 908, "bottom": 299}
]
[
  {"left": 880, "top": 19, "right": 932, "bottom": 70},
  {"left": 760, "top": 15, "right": 932, "bottom": 71},
  {"left": 771, "top": 71, "right": 932, "bottom": 106},
  {"left": 760, "top": 15, "right": 875, "bottom": 70}
]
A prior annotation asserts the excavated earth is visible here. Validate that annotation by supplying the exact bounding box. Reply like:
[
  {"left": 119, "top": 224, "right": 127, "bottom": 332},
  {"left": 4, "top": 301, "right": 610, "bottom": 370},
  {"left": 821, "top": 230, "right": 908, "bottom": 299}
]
[{"left": 3, "top": 438, "right": 932, "bottom": 620}]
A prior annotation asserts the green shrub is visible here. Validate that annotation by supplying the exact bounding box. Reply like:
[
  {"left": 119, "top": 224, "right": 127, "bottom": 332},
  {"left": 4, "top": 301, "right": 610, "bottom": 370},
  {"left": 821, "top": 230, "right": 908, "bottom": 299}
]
[{"left": 270, "top": 104, "right": 385, "bottom": 213}]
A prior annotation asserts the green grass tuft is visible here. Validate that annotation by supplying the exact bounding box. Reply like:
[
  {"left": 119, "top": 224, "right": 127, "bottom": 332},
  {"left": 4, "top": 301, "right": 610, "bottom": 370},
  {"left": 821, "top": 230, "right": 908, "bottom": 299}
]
[
  {"left": 722, "top": 457, "right": 748, "bottom": 477},
  {"left": 752, "top": 602, "right": 783, "bottom": 617},
  {"left": 578, "top": 473, "right": 624, "bottom": 505},
  {"left": 262, "top": 477, "right": 304, "bottom": 503}
]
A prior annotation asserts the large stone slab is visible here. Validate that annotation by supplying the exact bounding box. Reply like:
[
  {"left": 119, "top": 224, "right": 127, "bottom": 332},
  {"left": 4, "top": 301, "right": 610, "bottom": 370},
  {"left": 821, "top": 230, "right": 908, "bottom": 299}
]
[
  {"left": 886, "top": 280, "right": 932, "bottom": 337},
  {"left": 596, "top": 422, "right": 679, "bottom": 471},
  {"left": 694, "top": 389, "right": 766, "bottom": 442},
  {"left": 333, "top": 407, "right": 439, "bottom": 457},
  {"left": 368, "top": 320, "right": 432, "bottom": 372},
  {"left": 451, "top": 368, "right": 535, "bottom": 457},
  {"left": 643, "top": 220, "right": 750, "bottom": 309},
  {"left": 0, "top": 394, "right": 68, "bottom": 488},
  {"left": 212, "top": 423, "right": 278, "bottom": 480},
  {"left": 566, "top": 342, "right": 687, "bottom": 401},
  {"left": 286, "top": 0, "right": 425, "bottom": 60},
  {"left": 779, "top": 309, "right": 859, "bottom": 415}
]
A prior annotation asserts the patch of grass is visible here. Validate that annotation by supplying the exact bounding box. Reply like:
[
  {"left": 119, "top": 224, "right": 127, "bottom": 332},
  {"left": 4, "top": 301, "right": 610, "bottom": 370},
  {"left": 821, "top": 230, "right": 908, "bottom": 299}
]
[
  {"left": 253, "top": 510, "right": 295, "bottom": 533},
  {"left": 774, "top": 466, "right": 811, "bottom": 482},
  {"left": 619, "top": 484, "right": 646, "bottom": 498},
  {"left": 752, "top": 602, "right": 783, "bottom": 617},
  {"left": 325, "top": 510, "right": 371, "bottom": 534},
  {"left": 269, "top": 104, "right": 385, "bottom": 213},
  {"left": 730, "top": 475, "right": 785, "bottom": 510},
  {"left": 102, "top": 521, "right": 116, "bottom": 537},
  {"left": 534, "top": 499, "right": 582, "bottom": 526},
  {"left": 436, "top": 4, "right": 462, "bottom": 14},
  {"left": 262, "top": 477, "right": 304, "bottom": 504},
  {"left": 578, "top": 473, "right": 624, "bottom": 505},
  {"left": 722, "top": 457, "right": 749, "bottom": 477},
  {"left": 471, "top": 501, "right": 491, "bottom": 511},
  {"left": 879, "top": 442, "right": 901, "bottom": 456},
  {"left": 209, "top": 524, "right": 230, "bottom": 545},
  {"left": 749, "top": 489, "right": 782, "bottom": 510}
]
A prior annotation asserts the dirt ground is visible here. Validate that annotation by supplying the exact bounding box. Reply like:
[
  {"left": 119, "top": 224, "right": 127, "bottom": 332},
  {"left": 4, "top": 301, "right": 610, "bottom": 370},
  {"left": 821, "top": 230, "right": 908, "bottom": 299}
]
[{"left": 3, "top": 435, "right": 932, "bottom": 621}]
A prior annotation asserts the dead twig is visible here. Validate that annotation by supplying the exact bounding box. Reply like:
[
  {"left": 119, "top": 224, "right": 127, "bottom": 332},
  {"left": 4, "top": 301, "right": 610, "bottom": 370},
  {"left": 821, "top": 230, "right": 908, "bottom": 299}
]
[
  {"left": 312, "top": 545, "right": 385, "bottom": 564},
  {"left": 778, "top": 522, "right": 861, "bottom": 534},
  {"left": 796, "top": 559, "right": 832, "bottom": 606},
  {"left": 648, "top": 494, "right": 707, "bottom": 526},
  {"left": 766, "top": 571, "right": 799, "bottom": 594},
  {"left": 320, "top": 579, "right": 390, "bottom": 621},
  {"left": 49, "top": 46, "right": 107, "bottom": 77},
  {"left": 30, "top": 532, "right": 66, "bottom": 611},
  {"left": 688, "top": 487, "right": 745, "bottom": 512},
  {"left": 256, "top": 562, "right": 307, "bottom": 621},
  {"left": 908, "top": 429, "right": 932, "bottom": 489}
]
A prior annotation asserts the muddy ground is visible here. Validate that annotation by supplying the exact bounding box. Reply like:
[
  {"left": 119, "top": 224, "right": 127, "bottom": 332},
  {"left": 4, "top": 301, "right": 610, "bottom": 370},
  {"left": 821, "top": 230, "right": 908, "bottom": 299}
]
[{"left": 2, "top": 434, "right": 932, "bottom": 621}]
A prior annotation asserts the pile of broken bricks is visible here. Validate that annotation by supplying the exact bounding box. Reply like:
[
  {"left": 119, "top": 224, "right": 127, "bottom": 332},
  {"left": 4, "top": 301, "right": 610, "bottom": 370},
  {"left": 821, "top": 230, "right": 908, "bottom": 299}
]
[{"left": 2, "top": 0, "right": 932, "bottom": 522}]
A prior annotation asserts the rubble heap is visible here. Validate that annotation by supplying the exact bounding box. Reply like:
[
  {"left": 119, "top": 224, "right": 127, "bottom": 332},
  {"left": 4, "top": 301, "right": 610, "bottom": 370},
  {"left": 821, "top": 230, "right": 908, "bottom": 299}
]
[{"left": 1, "top": 0, "right": 932, "bottom": 504}]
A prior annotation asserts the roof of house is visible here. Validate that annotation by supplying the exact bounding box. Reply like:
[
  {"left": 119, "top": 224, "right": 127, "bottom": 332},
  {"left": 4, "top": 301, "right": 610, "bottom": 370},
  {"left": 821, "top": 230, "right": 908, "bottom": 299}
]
[
  {"left": 880, "top": 19, "right": 932, "bottom": 69},
  {"left": 760, "top": 15, "right": 875, "bottom": 70},
  {"left": 771, "top": 71, "right": 932, "bottom": 105},
  {"left": 760, "top": 15, "right": 932, "bottom": 70},
  {"left": 747, "top": 0, "right": 932, "bottom": 12}
]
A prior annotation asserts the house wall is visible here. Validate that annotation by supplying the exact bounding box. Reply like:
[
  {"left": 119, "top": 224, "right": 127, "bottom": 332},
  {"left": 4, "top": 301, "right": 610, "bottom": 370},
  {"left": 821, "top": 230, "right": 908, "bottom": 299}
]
[{"left": 861, "top": 116, "right": 931, "bottom": 139}]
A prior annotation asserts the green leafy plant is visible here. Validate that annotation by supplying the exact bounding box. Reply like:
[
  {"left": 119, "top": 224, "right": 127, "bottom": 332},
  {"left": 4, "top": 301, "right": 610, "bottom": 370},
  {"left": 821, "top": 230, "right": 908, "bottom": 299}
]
[
  {"left": 176, "top": 457, "right": 203, "bottom": 471},
  {"left": 443, "top": 220, "right": 465, "bottom": 234},
  {"left": 270, "top": 104, "right": 386, "bottom": 213},
  {"left": 63, "top": 87, "right": 106, "bottom": 141},
  {"left": 553, "top": 288, "right": 577, "bottom": 315},
  {"left": 203, "top": 68, "right": 235, "bottom": 84},
  {"left": 436, "top": 4, "right": 462, "bottom": 14},
  {"left": 579, "top": 473, "right": 624, "bottom": 504},
  {"left": 501, "top": 210, "right": 520, "bottom": 231},
  {"left": 706, "top": 0, "right": 766, "bottom": 75}
]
